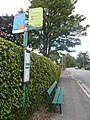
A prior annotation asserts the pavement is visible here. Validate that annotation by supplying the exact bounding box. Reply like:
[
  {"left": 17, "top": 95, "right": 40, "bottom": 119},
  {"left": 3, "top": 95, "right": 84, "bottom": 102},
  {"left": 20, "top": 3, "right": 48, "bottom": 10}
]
[{"left": 50, "top": 69, "right": 90, "bottom": 120}]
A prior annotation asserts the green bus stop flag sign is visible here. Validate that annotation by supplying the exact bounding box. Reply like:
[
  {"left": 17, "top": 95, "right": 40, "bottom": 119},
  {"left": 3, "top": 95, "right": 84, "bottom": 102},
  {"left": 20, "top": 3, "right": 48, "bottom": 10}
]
[{"left": 28, "top": 7, "right": 43, "bottom": 30}]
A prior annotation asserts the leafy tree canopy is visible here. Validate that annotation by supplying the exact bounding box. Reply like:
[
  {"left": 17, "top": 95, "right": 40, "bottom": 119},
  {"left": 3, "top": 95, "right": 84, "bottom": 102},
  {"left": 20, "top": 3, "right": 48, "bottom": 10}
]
[
  {"left": 29, "top": 0, "right": 89, "bottom": 57},
  {"left": 0, "top": 15, "right": 14, "bottom": 41},
  {"left": 0, "top": 0, "right": 89, "bottom": 58},
  {"left": 63, "top": 53, "right": 76, "bottom": 68},
  {"left": 77, "top": 51, "right": 90, "bottom": 68},
  {"left": 0, "top": 9, "right": 24, "bottom": 45}
]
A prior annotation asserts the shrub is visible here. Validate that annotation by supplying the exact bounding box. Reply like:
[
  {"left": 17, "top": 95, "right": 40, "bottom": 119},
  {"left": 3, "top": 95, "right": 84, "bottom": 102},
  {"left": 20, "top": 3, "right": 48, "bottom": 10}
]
[
  {"left": 85, "top": 64, "right": 90, "bottom": 70},
  {"left": 0, "top": 38, "right": 61, "bottom": 119},
  {"left": 0, "top": 38, "right": 22, "bottom": 120}
]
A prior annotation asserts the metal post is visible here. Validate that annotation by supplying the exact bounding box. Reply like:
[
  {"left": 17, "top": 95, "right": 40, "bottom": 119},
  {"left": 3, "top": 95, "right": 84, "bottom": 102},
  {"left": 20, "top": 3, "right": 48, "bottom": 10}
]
[
  {"left": 22, "top": 83, "right": 26, "bottom": 120},
  {"left": 59, "top": 104, "right": 62, "bottom": 114},
  {"left": 62, "top": 56, "right": 63, "bottom": 71},
  {"left": 22, "top": 20, "right": 28, "bottom": 120},
  {"left": 83, "top": 58, "right": 84, "bottom": 68}
]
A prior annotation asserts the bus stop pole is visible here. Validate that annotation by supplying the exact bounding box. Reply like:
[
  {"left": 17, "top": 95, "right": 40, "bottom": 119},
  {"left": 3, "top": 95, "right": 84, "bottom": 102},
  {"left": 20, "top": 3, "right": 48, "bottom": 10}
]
[{"left": 22, "top": 22, "right": 28, "bottom": 120}]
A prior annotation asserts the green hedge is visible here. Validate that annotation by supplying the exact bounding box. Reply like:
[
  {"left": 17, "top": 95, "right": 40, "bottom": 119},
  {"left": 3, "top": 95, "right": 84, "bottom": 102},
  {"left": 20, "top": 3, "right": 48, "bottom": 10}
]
[
  {"left": 0, "top": 38, "right": 61, "bottom": 119},
  {"left": 0, "top": 38, "right": 22, "bottom": 120},
  {"left": 27, "top": 52, "right": 60, "bottom": 110}
]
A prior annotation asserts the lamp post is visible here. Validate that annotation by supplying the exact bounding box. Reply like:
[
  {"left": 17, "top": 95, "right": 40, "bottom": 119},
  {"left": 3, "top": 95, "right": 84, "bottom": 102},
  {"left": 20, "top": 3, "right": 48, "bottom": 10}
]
[{"left": 59, "top": 52, "right": 65, "bottom": 72}]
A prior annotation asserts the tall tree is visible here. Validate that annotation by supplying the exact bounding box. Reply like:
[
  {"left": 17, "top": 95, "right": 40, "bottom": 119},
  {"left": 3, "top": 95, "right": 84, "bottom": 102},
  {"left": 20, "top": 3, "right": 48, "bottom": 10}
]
[
  {"left": 28, "top": 0, "right": 89, "bottom": 57},
  {"left": 0, "top": 15, "right": 14, "bottom": 41},
  {"left": 77, "top": 51, "right": 89, "bottom": 68},
  {"left": 0, "top": 8, "right": 24, "bottom": 45},
  {"left": 64, "top": 54, "right": 76, "bottom": 67}
]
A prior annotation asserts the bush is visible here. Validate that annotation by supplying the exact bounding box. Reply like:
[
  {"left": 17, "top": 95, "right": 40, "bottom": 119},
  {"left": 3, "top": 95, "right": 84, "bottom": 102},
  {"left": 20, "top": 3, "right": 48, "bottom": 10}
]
[
  {"left": 27, "top": 52, "right": 60, "bottom": 108},
  {"left": 0, "top": 38, "right": 22, "bottom": 120},
  {"left": 0, "top": 38, "right": 61, "bottom": 119},
  {"left": 85, "top": 64, "right": 90, "bottom": 70}
]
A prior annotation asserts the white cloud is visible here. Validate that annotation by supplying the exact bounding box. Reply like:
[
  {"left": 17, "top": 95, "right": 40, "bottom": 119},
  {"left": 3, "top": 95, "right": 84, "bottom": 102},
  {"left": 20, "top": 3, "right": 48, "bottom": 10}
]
[{"left": 0, "top": 0, "right": 29, "bottom": 15}]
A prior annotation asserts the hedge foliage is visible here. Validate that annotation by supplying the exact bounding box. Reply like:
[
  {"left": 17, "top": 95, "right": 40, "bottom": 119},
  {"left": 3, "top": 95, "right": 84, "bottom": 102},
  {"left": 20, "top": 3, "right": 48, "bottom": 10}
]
[
  {"left": 0, "top": 38, "right": 61, "bottom": 120},
  {"left": 85, "top": 64, "right": 90, "bottom": 70},
  {"left": 0, "top": 38, "right": 22, "bottom": 120}
]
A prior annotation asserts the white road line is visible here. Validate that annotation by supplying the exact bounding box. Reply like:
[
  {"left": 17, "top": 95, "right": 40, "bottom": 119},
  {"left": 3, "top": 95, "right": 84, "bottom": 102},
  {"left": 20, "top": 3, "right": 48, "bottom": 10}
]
[
  {"left": 77, "top": 81, "right": 90, "bottom": 100},
  {"left": 82, "top": 83, "right": 90, "bottom": 94},
  {"left": 68, "top": 70, "right": 90, "bottom": 100}
]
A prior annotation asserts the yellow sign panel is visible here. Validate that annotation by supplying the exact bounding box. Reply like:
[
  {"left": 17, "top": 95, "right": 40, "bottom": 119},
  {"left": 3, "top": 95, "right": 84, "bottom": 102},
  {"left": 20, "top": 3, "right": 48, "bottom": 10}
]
[{"left": 28, "top": 7, "right": 43, "bottom": 30}]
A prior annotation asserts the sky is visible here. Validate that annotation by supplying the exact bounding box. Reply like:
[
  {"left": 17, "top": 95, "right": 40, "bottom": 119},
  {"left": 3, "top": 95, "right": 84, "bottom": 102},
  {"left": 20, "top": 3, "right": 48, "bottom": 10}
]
[
  {"left": 71, "top": 0, "right": 90, "bottom": 58},
  {"left": 0, "top": 0, "right": 90, "bottom": 58}
]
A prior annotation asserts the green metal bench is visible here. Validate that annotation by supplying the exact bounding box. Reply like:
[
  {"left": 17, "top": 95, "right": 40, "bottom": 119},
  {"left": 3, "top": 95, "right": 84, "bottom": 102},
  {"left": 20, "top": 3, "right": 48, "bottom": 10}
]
[{"left": 47, "top": 81, "right": 64, "bottom": 114}]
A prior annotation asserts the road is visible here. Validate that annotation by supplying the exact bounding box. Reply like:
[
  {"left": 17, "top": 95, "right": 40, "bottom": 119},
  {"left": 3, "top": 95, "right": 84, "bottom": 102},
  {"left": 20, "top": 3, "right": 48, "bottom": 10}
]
[
  {"left": 60, "top": 68, "right": 90, "bottom": 120},
  {"left": 68, "top": 68, "right": 90, "bottom": 89},
  {"left": 45, "top": 68, "right": 90, "bottom": 120}
]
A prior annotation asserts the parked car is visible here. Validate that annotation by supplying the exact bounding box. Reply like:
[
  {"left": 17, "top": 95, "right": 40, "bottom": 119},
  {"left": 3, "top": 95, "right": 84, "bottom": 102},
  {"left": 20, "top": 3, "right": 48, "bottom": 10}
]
[{"left": 75, "top": 66, "right": 78, "bottom": 69}]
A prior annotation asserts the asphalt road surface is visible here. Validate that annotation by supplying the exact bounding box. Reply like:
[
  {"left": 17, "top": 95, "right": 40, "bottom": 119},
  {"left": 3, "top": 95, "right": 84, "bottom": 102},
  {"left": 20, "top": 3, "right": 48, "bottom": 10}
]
[
  {"left": 41, "top": 68, "right": 90, "bottom": 120},
  {"left": 68, "top": 68, "right": 90, "bottom": 89},
  {"left": 60, "top": 68, "right": 90, "bottom": 120}
]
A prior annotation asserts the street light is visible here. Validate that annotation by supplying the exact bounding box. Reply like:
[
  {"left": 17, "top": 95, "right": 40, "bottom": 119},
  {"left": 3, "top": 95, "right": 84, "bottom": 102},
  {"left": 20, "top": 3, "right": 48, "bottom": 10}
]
[{"left": 59, "top": 52, "right": 65, "bottom": 72}]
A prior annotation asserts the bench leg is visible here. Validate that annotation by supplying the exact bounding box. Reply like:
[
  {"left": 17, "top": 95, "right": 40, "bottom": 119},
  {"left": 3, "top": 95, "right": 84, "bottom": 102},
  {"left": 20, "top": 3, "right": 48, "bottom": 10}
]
[{"left": 59, "top": 104, "right": 62, "bottom": 114}]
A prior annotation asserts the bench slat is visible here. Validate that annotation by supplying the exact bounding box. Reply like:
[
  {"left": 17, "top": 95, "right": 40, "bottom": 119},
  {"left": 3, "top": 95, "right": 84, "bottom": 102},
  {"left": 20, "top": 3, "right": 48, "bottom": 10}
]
[
  {"left": 52, "top": 87, "right": 61, "bottom": 104},
  {"left": 47, "top": 81, "right": 57, "bottom": 95},
  {"left": 47, "top": 80, "right": 64, "bottom": 114},
  {"left": 57, "top": 87, "right": 64, "bottom": 104}
]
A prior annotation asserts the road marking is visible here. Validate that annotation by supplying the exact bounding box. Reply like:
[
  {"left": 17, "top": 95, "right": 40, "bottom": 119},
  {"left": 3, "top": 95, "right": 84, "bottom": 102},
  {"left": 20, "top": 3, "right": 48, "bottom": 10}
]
[
  {"left": 67, "top": 70, "right": 90, "bottom": 100},
  {"left": 82, "top": 83, "right": 90, "bottom": 94},
  {"left": 77, "top": 80, "right": 90, "bottom": 100}
]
